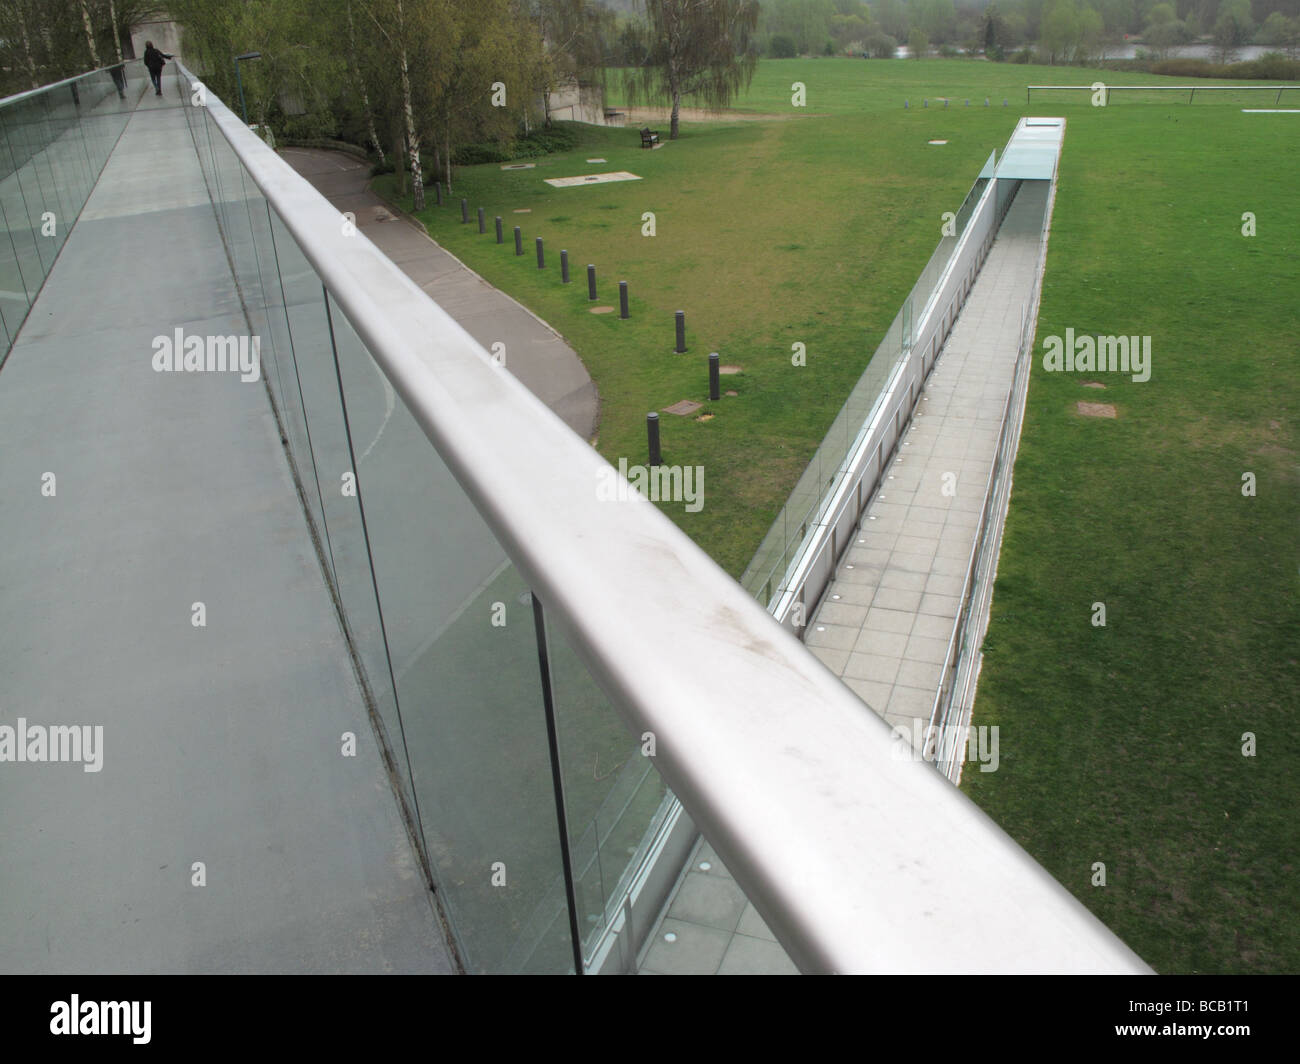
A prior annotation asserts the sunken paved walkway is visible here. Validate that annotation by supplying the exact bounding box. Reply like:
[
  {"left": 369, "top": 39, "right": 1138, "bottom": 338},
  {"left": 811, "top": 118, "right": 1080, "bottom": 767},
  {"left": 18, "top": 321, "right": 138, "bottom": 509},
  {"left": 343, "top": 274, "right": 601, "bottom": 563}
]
[
  {"left": 804, "top": 183, "right": 1047, "bottom": 734},
  {"left": 281, "top": 148, "right": 597, "bottom": 441},
  {"left": 636, "top": 181, "right": 1049, "bottom": 974}
]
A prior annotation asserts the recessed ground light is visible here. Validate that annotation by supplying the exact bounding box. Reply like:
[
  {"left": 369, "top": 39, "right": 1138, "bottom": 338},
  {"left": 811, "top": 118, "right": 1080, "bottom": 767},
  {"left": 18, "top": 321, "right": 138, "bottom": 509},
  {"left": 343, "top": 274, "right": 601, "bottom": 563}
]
[
  {"left": 846, "top": 564, "right": 855, "bottom": 570},
  {"left": 664, "top": 932, "right": 677, "bottom": 943},
  {"left": 858, "top": 539, "right": 865, "bottom": 544},
  {"left": 888, "top": 475, "right": 895, "bottom": 480},
  {"left": 868, "top": 516, "right": 877, "bottom": 520},
  {"left": 832, "top": 594, "right": 841, "bottom": 600},
  {"left": 816, "top": 625, "right": 826, "bottom": 632},
  {"left": 699, "top": 861, "right": 712, "bottom": 871}
]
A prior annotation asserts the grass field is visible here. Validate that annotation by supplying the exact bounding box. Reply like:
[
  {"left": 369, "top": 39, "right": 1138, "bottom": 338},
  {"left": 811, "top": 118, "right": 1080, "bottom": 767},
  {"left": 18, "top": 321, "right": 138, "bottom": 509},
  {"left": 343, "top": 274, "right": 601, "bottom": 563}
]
[
  {"left": 962, "top": 104, "right": 1300, "bottom": 975},
  {"left": 379, "top": 99, "right": 1019, "bottom": 575},
  {"left": 378, "top": 57, "right": 1299, "bottom": 972}
]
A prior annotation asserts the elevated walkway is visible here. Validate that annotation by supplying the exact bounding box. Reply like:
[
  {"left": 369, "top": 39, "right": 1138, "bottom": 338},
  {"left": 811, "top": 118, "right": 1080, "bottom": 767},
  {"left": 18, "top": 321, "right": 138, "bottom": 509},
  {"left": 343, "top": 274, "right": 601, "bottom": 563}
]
[{"left": 0, "top": 87, "right": 453, "bottom": 973}]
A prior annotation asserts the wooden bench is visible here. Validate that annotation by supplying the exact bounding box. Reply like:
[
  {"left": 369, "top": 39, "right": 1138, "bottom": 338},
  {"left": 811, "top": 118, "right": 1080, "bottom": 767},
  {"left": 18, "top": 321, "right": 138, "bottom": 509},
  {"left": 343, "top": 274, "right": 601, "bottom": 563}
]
[{"left": 639, "top": 126, "right": 660, "bottom": 148}]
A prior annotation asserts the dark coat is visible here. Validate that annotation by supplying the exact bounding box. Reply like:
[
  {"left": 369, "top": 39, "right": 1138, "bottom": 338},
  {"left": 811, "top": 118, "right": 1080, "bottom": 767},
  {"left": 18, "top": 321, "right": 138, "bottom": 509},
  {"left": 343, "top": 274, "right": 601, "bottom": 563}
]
[{"left": 143, "top": 45, "right": 171, "bottom": 74}]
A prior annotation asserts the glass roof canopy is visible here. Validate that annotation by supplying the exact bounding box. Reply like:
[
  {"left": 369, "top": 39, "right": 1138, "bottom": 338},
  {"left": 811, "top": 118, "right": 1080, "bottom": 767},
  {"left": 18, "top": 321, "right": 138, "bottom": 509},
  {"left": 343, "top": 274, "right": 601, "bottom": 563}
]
[{"left": 995, "top": 117, "right": 1066, "bottom": 181}]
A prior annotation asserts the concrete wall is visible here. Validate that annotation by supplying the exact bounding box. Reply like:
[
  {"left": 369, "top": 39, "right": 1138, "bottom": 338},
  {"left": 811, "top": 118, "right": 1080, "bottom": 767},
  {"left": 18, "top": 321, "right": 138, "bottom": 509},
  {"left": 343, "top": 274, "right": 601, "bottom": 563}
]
[
  {"left": 130, "top": 18, "right": 183, "bottom": 61},
  {"left": 545, "top": 79, "right": 607, "bottom": 125}
]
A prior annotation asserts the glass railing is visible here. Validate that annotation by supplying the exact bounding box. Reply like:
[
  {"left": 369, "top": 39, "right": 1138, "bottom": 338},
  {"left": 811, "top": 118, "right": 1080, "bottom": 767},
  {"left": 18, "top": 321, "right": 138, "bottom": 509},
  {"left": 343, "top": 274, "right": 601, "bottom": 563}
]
[
  {"left": 178, "top": 64, "right": 670, "bottom": 973},
  {"left": 0, "top": 64, "right": 145, "bottom": 363},
  {"left": 741, "top": 153, "right": 995, "bottom": 607},
  {"left": 170, "top": 69, "right": 1148, "bottom": 975}
]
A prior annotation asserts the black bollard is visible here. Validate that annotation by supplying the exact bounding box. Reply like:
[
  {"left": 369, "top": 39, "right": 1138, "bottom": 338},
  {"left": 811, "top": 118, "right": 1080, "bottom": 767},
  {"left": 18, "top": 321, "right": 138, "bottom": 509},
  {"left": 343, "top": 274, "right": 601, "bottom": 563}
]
[
  {"left": 709, "top": 352, "right": 720, "bottom": 401},
  {"left": 561, "top": 250, "right": 569, "bottom": 284},
  {"left": 587, "top": 264, "right": 597, "bottom": 301},
  {"left": 619, "top": 281, "right": 630, "bottom": 319},
  {"left": 674, "top": 310, "right": 686, "bottom": 354},
  {"left": 477, "top": 207, "right": 485, "bottom": 234},
  {"left": 536, "top": 237, "right": 544, "bottom": 269},
  {"left": 434, "top": 182, "right": 442, "bottom": 205},
  {"left": 514, "top": 226, "right": 523, "bottom": 255},
  {"left": 495, "top": 216, "right": 503, "bottom": 244},
  {"left": 461, "top": 198, "right": 469, "bottom": 223},
  {"left": 647, "top": 412, "right": 662, "bottom": 467}
]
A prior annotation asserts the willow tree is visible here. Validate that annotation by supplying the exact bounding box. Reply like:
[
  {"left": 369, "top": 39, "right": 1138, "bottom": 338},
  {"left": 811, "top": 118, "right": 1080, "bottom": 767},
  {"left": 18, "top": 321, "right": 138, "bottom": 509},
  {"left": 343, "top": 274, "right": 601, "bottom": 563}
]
[
  {"left": 532, "top": 0, "right": 615, "bottom": 126},
  {"left": 622, "top": 0, "right": 760, "bottom": 141}
]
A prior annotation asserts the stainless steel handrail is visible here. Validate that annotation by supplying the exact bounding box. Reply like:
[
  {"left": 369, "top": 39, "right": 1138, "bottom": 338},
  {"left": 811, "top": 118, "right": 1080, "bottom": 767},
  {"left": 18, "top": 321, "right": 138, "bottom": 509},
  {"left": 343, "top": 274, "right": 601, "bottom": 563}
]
[
  {"left": 181, "top": 64, "right": 1150, "bottom": 973},
  {"left": 0, "top": 59, "right": 139, "bottom": 108}
]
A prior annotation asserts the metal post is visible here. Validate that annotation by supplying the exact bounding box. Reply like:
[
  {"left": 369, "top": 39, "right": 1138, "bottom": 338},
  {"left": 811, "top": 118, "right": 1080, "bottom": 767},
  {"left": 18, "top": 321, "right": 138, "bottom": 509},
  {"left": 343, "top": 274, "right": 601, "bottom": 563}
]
[
  {"left": 477, "top": 207, "right": 485, "bottom": 234},
  {"left": 674, "top": 310, "right": 686, "bottom": 353},
  {"left": 536, "top": 237, "right": 545, "bottom": 269},
  {"left": 235, "top": 63, "right": 248, "bottom": 124},
  {"left": 529, "top": 595, "right": 587, "bottom": 978},
  {"left": 434, "top": 182, "right": 442, "bottom": 206},
  {"left": 495, "top": 216, "right": 503, "bottom": 244},
  {"left": 461, "top": 198, "right": 469, "bottom": 223},
  {"left": 561, "top": 250, "right": 569, "bottom": 284},
  {"left": 587, "top": 264, "right": 596, "bottom": 301},
  {"left": 514, "top": 226, "right": 523, "bottom": 255},
  {"left": 619, "top": 281, "right": 629, "bottom": 319},
  {"left": 647, "top": 412, "right": 661, "bottom": 467},
  {"left": 709, "top": 352, "right": 720, "bottom": 401}
]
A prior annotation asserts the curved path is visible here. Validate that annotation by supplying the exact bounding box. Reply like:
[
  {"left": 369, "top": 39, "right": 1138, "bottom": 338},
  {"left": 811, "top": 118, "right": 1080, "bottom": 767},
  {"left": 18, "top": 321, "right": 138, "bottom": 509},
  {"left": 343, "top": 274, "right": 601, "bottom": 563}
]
[{"left": 281, "top": 148, "right": 598, "bottom": 441}]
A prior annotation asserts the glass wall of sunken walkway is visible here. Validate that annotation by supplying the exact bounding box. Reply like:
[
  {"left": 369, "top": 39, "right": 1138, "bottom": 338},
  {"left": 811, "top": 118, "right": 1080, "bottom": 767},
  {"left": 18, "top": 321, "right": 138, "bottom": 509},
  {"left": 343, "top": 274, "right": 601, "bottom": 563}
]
[{"left": 0, "top": 63, "right": 1144, "bottom": 974}]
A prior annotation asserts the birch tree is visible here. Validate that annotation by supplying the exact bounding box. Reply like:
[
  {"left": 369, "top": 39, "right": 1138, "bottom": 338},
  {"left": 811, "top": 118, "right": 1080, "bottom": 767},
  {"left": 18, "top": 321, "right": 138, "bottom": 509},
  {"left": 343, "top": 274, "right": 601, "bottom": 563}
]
[{"left": 622, "top": 0, "right": 760, "bottom": 141}]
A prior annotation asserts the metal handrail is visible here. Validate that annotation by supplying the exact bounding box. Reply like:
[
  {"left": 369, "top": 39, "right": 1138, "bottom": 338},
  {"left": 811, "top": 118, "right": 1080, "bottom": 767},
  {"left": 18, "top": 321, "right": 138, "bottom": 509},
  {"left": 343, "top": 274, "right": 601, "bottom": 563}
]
[
  {"left": 0, "top": 58, "right": 139, "bottom": 108},
  {"left": 181, "top": 64, "right": 1149, "bottom": 973}
]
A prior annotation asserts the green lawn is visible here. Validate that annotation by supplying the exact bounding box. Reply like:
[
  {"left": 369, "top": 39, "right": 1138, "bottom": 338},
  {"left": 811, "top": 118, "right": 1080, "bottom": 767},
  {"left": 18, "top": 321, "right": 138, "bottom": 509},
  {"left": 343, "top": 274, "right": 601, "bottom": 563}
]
[
  {"left": 378, "top": 57, "right": 1299, "bottom": 972},
  {"left": 963, "top": 104, "right": 1300, "bottom": 975}
]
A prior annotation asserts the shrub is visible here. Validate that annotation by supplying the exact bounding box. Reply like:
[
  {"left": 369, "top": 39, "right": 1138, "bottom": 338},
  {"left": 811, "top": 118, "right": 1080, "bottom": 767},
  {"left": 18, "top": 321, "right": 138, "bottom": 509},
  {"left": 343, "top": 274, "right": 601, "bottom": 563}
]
[
  {"left": 453, "top": 141, "right": 512, "bottom": 166},
  {"left": 769, "top": 34, "right": 797, "bottom": 58},
  {"left": 1151, "top": 54, "right": 1300, "bottom": 79},
  {"left": 864, "top": 31, "right": 898, "bottom": 58}
]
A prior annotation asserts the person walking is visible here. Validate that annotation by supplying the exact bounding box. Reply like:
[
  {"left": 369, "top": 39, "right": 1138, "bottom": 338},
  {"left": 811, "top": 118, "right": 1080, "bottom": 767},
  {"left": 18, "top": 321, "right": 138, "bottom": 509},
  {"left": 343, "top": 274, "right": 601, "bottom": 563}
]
[{"left": 142, "top": 41, "right": 173, "bottom": 97}]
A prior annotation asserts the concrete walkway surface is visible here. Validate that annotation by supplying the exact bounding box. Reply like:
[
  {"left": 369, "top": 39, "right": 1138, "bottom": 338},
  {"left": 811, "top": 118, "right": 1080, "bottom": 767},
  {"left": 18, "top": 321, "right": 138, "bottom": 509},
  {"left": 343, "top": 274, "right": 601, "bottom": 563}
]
[
  {"left": 0, "top": 91, "right": 454, "bottom": 973},
  {"left": 281, "top": 148, "right": 598, "bottom": 441}
]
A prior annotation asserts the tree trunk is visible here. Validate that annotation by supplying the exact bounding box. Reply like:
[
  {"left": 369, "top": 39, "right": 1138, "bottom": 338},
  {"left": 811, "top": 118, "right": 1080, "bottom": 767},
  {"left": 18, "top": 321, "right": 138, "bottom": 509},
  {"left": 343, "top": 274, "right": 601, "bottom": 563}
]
[
  {"left": 393, "top": 126, "right": 406, "bottom": 197},
  {"left": 399, "top": 51, "right": 424, "bottom": 210},
  {"left": 78, "top": 0, "right": 100, "bottom": 68},
  {"left": 670, "top": 92, "right": 681, "bottom": 140},
  {"left": 18, "top": 8, "right": 40, "bottom": 89},
  {"left": 108, "top": 0, "right": 123, "bottom": 63},
  {"left": 444, "top": 128, "right": 452, "bottom": 196},
  {"left": 346, "top": 0, "right": 385, "bottom": 165}
]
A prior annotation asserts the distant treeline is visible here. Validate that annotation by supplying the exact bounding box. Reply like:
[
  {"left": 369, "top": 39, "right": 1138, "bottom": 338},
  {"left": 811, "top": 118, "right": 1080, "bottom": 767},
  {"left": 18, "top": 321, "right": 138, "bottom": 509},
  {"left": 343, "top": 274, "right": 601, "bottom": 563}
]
[
  {"left": 0, "top": 1, "right": 158, "bottom": 98},
  {"left": 738, "top": 0, "right": 1300, "bottom": 64}
]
